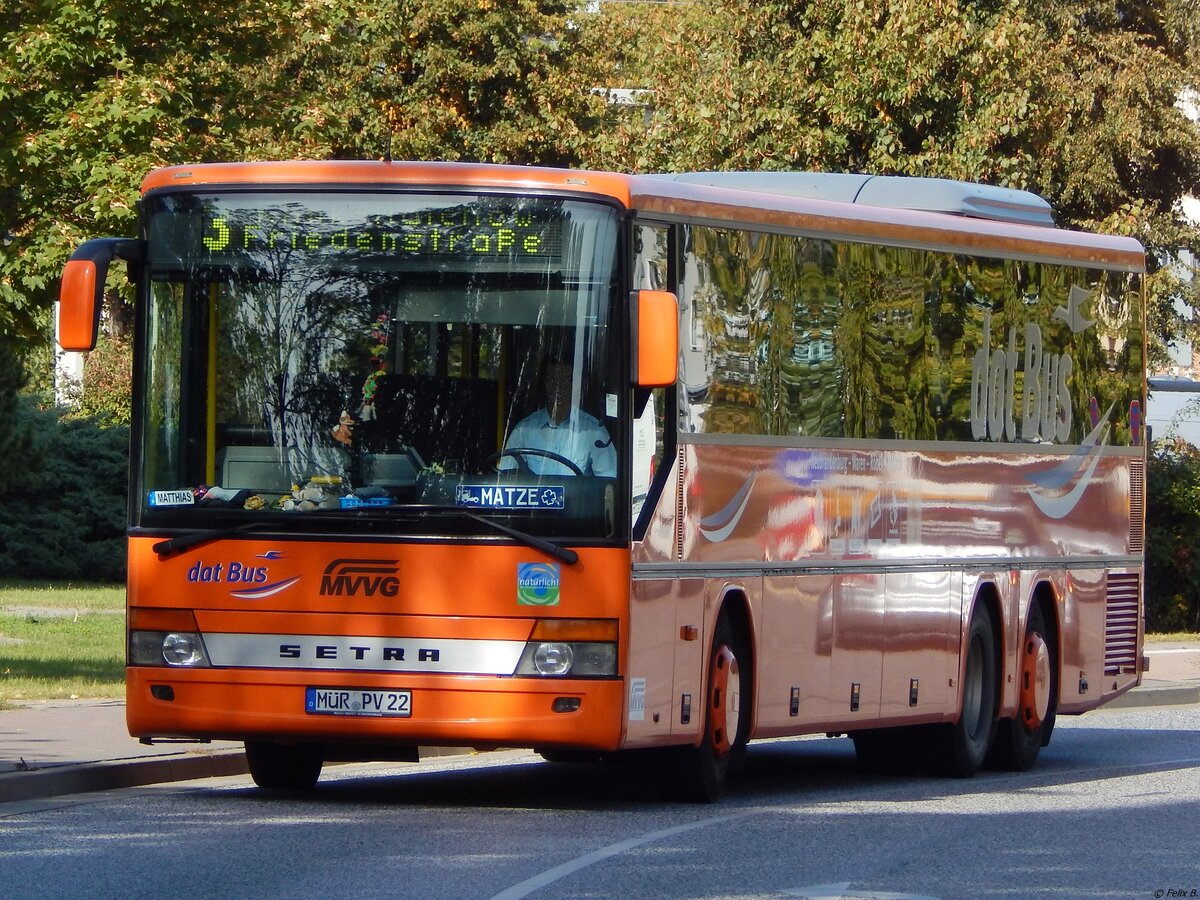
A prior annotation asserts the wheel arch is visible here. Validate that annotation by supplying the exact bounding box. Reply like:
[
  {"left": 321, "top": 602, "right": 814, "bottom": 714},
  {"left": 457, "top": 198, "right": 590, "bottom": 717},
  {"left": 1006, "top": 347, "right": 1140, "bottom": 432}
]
[
  {"left": 970, "top": 580, "right": 1004, "bottom": 660},
  {"left": 713, "top": 586, "right": 756, "bottom": 735},
  {"left": 1027, "top": 581, "right": 1061, "bottom": 674},
  {"left": 966, "top": 580, "right": 1004, "bottom": 712}
]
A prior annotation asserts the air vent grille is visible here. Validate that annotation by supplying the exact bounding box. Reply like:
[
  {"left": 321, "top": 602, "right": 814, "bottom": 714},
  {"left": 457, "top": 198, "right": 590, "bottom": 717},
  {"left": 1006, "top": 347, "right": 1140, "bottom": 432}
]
[
  {"left": 676, "top": 446, "right": 686, "bottom": 561},
  {"left": 1129, "top": 458, "right": 1145, "bottom": 553},
  {"left": 1104, "top": 572, "right": 1140, "bottom": 675}
]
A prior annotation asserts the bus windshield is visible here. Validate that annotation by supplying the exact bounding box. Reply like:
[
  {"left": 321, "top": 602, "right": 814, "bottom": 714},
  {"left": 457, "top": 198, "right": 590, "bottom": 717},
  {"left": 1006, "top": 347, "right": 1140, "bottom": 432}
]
[{"left": 137, "top": 191, "right": 622, "bottom": 541}]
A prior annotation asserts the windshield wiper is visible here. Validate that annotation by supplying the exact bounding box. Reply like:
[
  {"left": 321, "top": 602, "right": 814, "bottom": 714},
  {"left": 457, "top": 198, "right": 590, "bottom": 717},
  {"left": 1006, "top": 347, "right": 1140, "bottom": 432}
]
[
  {"left": 152, "top": 505, "right": 578, "bottom": 566},
  {"left": 363, "top": 503, "right": 579, "bottom": 565},
  {"left": 457, "top": 511, "right": 579, "bottom": 565},
  {"left": 151, "top": 522, "right": 269, "bottom": 559}
]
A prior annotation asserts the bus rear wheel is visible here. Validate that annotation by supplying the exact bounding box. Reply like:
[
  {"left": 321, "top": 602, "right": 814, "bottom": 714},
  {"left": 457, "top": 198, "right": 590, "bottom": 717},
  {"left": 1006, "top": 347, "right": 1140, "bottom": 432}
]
[
  {"left": 987, "top": 602, "right": 1057, "bottom": 771},
  {"left": 670, "top": 611, "right": 749, "bottom": 803},
  {"left": 245, "top": 741, "right": 323, "bottom": 790},
  {"left": 926, "top": 604, "right": 998, "bottom": 777}
]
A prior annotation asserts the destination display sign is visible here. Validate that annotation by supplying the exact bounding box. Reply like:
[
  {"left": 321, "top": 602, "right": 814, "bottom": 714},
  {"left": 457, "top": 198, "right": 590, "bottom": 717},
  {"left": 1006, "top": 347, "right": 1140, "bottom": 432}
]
[{"left": 148, "top": 195, "right": 567, "bottom": 267}]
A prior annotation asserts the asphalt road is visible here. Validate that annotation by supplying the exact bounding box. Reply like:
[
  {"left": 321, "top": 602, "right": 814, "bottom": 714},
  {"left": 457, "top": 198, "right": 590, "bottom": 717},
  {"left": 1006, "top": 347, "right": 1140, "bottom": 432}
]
[{"left": 2, "top": 702, "right": 1197, "bottom": 900}]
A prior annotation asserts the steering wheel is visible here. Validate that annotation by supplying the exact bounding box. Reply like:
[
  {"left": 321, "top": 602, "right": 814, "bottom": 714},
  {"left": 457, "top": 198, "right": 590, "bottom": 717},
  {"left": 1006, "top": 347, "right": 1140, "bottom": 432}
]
[{"left": 482, "top": 447, "right": 585, "bottom": 477}]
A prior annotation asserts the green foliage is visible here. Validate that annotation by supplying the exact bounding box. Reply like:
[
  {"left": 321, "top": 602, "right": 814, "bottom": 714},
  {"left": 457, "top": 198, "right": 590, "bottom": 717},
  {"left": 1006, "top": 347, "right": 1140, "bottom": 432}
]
[
  {"left": 5, "top": 0, "right": 1200, "bottom": 360},
  {"left": 0, "top": 332, "right": 34, "bottom": 494},
  {"left": 1, "top": 0, "right": 600, "bottom": 345},
  {"left": 62, "top": 331, "right": 133, "bottom": 428},
  {"left": 1146, "top": 437, "right": 1200, "bottom": 632},
  {"left": 0, "top": 400, "right": 127, "bottom": 582},
  {"left": 0, "top": 0, "right": 284, "bottom": 337},
  {"left": 578, "top": 0, "right": 1200, "bottom": 365},
  {"left": 238, "top": 0, "right": 600, "bottom": 163}
]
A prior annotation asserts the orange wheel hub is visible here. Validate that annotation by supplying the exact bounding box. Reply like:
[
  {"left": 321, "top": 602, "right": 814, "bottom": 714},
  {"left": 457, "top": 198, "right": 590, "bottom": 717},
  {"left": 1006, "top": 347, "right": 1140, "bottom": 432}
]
[
  {"left": 1019, "top": 633, "right": 1051, "bottom": 730},
  {"left": 708, "top": 645, "right": 739, "bottom": 756}
]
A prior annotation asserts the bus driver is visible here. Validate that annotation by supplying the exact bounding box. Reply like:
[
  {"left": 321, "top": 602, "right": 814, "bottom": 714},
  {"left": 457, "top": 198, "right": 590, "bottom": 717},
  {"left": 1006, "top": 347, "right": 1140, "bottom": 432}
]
[{"left": 500, "top": 360, "right": 617, "bottom": 477}]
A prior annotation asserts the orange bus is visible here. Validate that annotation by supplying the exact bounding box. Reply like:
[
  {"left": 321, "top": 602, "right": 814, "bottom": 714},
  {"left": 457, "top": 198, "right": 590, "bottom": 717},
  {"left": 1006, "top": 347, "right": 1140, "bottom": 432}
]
[{"left": 58, "top": 162, "right": 1146, "bottom": 800}]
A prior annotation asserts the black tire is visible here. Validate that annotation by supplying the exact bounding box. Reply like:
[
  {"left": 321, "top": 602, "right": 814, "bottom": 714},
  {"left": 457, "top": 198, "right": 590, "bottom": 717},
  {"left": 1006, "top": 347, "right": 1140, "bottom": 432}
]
[
  {"left": 670, "top": 610, "right": 750, "bottom": 802},
  {"left": 245, "top": 741, "right": 323, "bottom": 790},
  {"left": 926, "top": 604, "right": 999, "bottom": 777},
  {"left": 986, "top": 603, "right": 1058, "bottom": 771}
]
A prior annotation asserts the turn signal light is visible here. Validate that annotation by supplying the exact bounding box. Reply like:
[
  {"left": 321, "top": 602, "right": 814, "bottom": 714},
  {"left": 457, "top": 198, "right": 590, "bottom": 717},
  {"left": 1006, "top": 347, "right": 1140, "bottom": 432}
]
[{"left": 529, "top": 618, "right": 618, "bottom": 642}]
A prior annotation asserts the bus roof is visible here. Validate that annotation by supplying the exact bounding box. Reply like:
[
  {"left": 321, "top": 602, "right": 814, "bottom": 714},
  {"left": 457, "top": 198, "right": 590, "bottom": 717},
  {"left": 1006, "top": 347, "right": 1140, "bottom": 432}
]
[
  {"left": 647, "top": 172, "right": 1055, "bottom": 227},
  {"left": 142, "top": 160, "right": 1145, "bottom": 272}
]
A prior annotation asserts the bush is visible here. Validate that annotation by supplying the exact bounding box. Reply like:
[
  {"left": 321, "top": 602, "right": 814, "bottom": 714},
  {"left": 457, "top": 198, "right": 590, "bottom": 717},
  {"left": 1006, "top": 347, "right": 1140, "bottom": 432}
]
[
  {"left": 0, "top": 398, "right": 128, "bottom": 582},
  {"left": 0, "top": 333, "right": 34, "bottom": 488},
  {"left": 63, "top": 331, "right": 133, "bottom": 429},
  {"left": 1145, "top": 437, "right": 1200, "bottom": 633}
]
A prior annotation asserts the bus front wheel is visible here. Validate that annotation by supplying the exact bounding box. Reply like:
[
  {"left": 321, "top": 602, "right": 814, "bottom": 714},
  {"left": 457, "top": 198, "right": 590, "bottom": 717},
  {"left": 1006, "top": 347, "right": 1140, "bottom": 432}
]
[
  {"left": 670, "top": 610, "right": 750, "bottom": 803},
  {"left": 245, "top": 741, "right": 324, "bottom": 790}
]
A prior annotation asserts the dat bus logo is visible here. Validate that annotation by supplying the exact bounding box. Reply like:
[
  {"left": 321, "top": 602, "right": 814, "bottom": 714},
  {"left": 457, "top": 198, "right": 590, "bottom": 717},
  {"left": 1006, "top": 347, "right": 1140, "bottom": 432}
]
[
  {"left": 969, "top": 287, "right": 1096, "bottom": 444},
  {"left": 319, "top": 558, "right": 401, "bottom": 598},
  {"left": 187, "top": 559, "right": 267, "bottom": 584}
]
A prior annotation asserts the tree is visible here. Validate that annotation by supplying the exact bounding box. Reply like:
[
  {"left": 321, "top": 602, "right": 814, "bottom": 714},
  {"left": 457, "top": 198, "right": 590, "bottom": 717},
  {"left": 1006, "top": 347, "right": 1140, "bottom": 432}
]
[
  {"left": 232, "top": 0, "right": 601, "bottom": 164},
  {"left": 6, "top": 2, "right": 1200, "bottom": 372},
  {"left": 63, "top": 332, "right": 132, "bottom": 428},
  {"left": 0, "top": 1, "right": 287, "bottom": 340},
  {"left": 576, "top": 0, "right": 1200, "bottom": 367},
  {"left": 1, "top": 0, "right": 600, "bottom": 358}
]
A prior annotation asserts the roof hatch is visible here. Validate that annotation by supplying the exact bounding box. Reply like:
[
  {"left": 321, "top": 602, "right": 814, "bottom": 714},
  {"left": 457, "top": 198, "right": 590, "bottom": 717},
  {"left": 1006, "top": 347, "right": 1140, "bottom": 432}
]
[{"left": 648, "top": 172, "right": 1055, "bottom": 227}]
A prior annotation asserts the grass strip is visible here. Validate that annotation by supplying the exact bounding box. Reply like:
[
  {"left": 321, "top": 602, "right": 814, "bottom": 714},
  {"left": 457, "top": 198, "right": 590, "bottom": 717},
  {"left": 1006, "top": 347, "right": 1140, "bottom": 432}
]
[
  {"left": 0, "top": 583, "right": 125, "bottom": 705},
  {"left": 0, "top": 580, "right": 124, "bottom": 612}
]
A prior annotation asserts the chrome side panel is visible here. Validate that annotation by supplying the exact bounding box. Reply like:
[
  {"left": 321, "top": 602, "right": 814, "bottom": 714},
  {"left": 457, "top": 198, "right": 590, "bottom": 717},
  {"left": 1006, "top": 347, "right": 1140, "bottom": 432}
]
[{"left": 630, "top": 439, "right": 1140, "bottom": 744}]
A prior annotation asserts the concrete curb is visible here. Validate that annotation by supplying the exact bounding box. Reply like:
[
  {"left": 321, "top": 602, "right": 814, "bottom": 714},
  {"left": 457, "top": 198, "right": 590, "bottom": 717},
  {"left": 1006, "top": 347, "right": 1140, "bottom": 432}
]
[
  {"left": 0, "top": 745, "right": 478, "bottom": 805},
  {"left": 0, "top": 750, "right": 249, "bottom": 805},
  {"left": 1106, "top": 680, "right": 1200, "bottom": 709}
]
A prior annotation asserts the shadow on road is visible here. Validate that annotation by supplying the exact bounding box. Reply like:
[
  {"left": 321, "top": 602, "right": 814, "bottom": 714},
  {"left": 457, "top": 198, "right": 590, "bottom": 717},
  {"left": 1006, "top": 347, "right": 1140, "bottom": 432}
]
[{"left": 211, "top": 722, "right": 1200, "bottom": 811}]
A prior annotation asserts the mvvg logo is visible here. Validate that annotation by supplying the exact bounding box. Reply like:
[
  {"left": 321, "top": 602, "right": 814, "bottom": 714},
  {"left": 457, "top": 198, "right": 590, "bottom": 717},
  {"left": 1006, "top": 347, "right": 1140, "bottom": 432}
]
[{"left": 320, "top": 558, "right": 401, "bottom": 597}]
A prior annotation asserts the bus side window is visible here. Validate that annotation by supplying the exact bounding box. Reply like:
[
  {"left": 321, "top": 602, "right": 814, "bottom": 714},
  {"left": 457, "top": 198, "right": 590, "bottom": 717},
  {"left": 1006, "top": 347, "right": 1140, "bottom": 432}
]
[
  {"left": 632, "top": 224, "right": 672, "bottom": 534},
  {"left": 632, "top": 388, "right": 664, "bottom": 522}
]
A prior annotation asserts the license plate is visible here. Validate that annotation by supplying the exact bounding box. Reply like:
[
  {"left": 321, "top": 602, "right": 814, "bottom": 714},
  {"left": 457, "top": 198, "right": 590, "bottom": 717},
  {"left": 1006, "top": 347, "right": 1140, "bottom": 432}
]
[{"left": 305, "top": 687, "right": 411, "bottom": 717}]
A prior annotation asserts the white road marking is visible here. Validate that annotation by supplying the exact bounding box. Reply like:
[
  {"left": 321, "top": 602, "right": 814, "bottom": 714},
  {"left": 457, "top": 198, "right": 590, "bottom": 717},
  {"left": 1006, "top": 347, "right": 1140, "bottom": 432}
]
[{"left": 488, "top": 810, "right": 757, "bottom": 900}]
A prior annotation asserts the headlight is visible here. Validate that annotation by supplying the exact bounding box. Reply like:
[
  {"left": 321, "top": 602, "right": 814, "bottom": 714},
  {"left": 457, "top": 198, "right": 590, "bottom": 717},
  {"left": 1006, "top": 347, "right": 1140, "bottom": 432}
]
[
  {"left": 534, "top": 642, "right": 573, "bottom": 675},
  {"left": 514, "top": 619, "right": 618, "bottom": 678},
  {"left": 515, "top": 641, "right": 616, "bottom": 677},
  {"left": 162, "top": 633, "right": 204, "bottom": 666},
  {"left": 129, "top": 631, "right": 211, "bottom": 667}
]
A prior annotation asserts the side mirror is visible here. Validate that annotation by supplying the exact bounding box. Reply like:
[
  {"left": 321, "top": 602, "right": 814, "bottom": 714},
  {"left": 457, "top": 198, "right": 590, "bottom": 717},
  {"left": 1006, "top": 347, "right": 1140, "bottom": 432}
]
[
  {"left": 631, "top": 289, "right": 678, "bottom": 387},
  {"left": 57, "top": 238, "right": 139, "bottom": 351}
]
